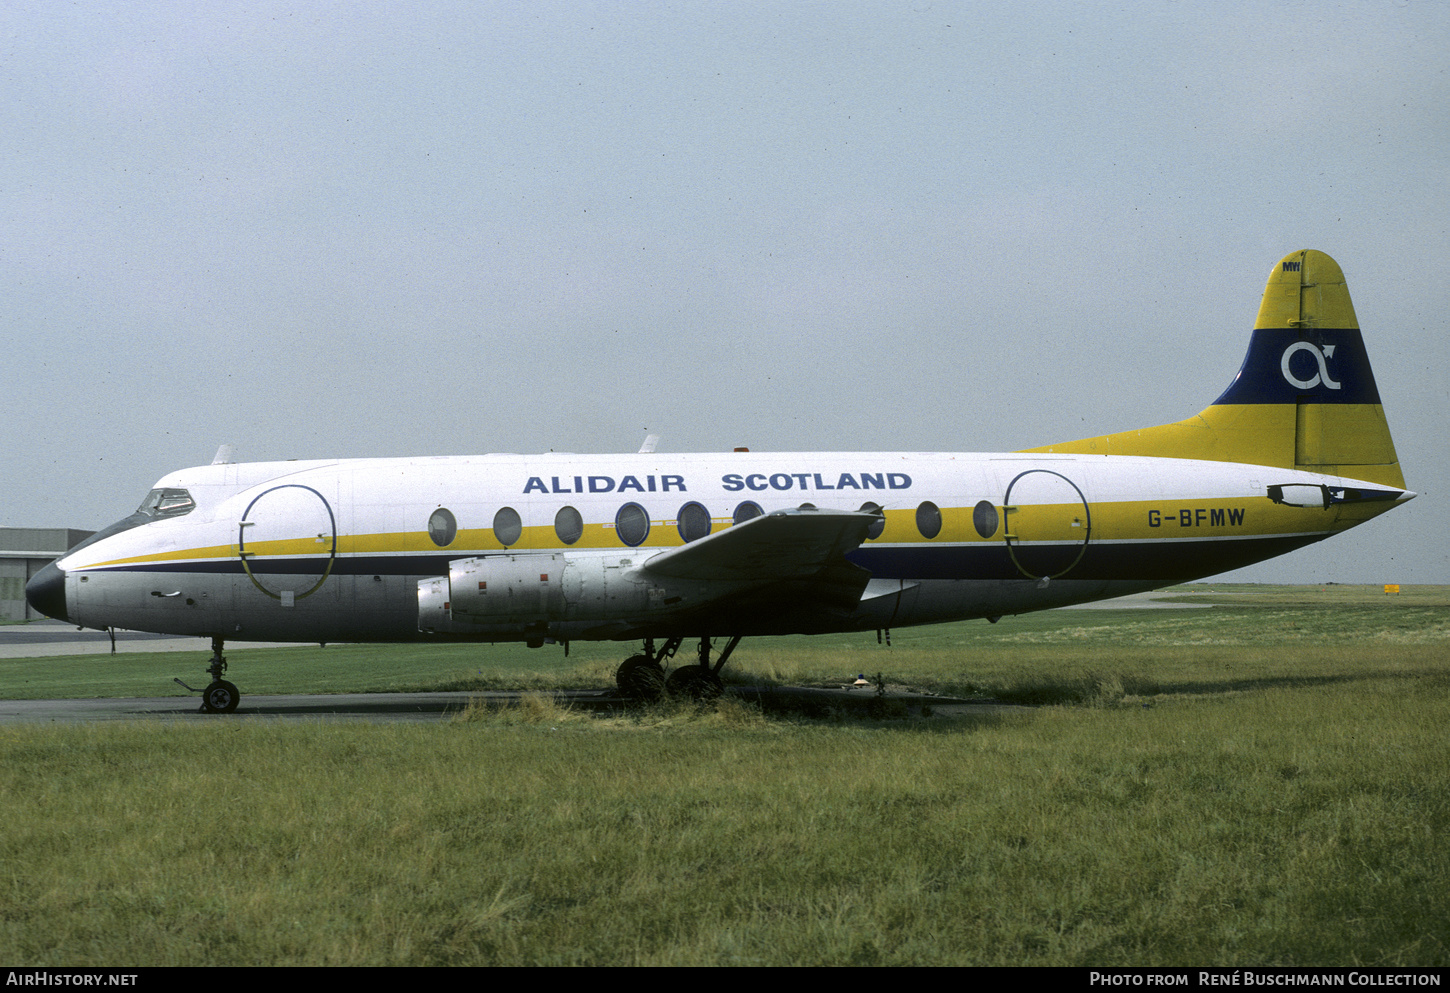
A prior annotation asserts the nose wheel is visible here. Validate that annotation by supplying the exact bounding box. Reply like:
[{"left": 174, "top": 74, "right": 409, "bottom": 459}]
[
  {"left": 202, "top": 679, "right": 240, "bottom": 714},
  {"left": 175, "top": 637, "right": 242, "bottom": 714}
]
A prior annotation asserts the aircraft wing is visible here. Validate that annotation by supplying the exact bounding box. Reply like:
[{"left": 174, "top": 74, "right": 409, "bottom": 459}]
[{"left": 640, "top": 508, "right": 877, "bottom": 583}]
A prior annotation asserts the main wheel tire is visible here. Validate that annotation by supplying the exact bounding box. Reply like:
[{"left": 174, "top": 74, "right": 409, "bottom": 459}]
[
  {"left": 202, "top": 679, "right": 240, "bottom": 714},
  {"left": 665, "top": 665, "right": 723, "bottom": 701},
  {"left": 615, "top": 655, "right": 666, "bottom": 699}
]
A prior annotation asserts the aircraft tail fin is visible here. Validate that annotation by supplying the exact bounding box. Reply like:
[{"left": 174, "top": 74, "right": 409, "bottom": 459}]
[{"left": 1024, "top": 250, "right": 1405, "bottom": 489}]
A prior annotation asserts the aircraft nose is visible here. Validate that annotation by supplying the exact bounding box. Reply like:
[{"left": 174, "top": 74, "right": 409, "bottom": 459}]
[{"left": 25, "top": 561, "right": 69, "bottom": 623}]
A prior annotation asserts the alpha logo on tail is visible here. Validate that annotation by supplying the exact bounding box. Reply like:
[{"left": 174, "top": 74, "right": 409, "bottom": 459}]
[{"left": 1281, "top": 341, "right": 1340, "bottom": 391}]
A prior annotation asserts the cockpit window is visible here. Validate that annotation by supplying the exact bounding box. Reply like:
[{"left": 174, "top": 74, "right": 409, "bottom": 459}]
[{"left": 136, "top": 488, "right": 196, "bottom": 519}]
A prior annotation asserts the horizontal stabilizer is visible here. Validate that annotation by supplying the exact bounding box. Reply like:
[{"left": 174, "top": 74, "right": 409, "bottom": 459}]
[{"left": 641, "top": 508, "right": 876, "bottom": 583}]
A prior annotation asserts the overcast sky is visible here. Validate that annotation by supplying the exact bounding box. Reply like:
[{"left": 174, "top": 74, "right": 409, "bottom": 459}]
[{"left": 2, "top": 1, "right": 1446, "bottom": 583}]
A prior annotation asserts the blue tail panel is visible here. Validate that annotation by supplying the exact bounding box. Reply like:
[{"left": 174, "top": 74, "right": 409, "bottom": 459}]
[{"left": 1212, "top": 328, "right": 1382, "bottom": 406}]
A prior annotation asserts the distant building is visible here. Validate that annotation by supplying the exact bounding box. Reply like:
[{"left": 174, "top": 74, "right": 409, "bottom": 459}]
[{"left": 0, "top": 528, "right": 94, "bottom": 621}]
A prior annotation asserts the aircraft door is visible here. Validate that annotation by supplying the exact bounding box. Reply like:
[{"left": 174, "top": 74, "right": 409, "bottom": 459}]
[
  {"left": 1002, "top": 470, "right": 1091, "bottom": 580},
  {"left": 237, "top": 484, "right": 339, "bottom": 604}
]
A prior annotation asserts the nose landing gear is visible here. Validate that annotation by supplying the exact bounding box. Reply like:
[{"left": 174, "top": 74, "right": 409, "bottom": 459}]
[{"left": 174, "top": 636, "right": 241, "bottom": 714}]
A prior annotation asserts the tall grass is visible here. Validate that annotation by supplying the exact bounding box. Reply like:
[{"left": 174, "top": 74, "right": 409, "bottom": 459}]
[
  {"left": 1, "top": 667, "right": 1445, "bottom": 965},
  {"left": 1, "top": 586, "right": 1445, "bottom": 965}
]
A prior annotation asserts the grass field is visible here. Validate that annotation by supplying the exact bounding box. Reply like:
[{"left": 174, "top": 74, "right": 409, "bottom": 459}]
[{"left": 0, "top": 585, "right": 1446, "bottom": 966}]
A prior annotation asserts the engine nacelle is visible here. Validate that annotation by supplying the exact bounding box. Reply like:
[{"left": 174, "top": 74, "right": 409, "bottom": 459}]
[
  {"left": 417, "top": 551, "right": 659, "bottom": 637},
  {"left": 450, "top": 552, "right": 568, "bottom": 624}
]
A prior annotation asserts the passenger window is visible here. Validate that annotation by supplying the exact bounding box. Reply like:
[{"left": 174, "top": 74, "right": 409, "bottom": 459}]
[
  {"left": 973, "top": 500, "right": 999, "bottom": 539},
  {"left": 733, "top": 501, "right": 763, "bottom": 525},
  {"left": 428, "top": 508, "right": 457, "bottom": 547},
  {"left": 615, "top": 503, "right": 650, "bottom": 547},
  {"left": 916, "top": 501, "right": 942, "bottom": 540},
  {"left": 554, "top": 506, "right": 583, "bottom": 545},
  {"left": 493, "top": 506, "right": 522, "bottom": 546},
  {"left": 677, "top": 502, "right": 711, "bottom": 543},
  {"left": 859, "top": 502, "right": 885, "bottom": 540}
]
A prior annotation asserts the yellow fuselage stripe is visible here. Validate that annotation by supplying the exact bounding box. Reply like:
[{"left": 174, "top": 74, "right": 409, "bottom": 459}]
[{"left": 74, "top": 494, "right": 1392, "bottom": 572}]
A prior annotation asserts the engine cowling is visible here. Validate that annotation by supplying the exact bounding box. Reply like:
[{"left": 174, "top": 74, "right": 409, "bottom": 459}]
[
  {"left": 449, "top": 552, "right": 568, "bottom": 624},
  {"left": 417, "top": 551, "right": 658, "bottom": 638}
]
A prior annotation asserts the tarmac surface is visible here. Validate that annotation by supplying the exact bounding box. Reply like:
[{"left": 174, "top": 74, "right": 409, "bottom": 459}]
[
  {"left": 0, "top": 591, "right": 1197, "bottom": 724},
  {"left": 0, "top": 684, "right": 1009, "bottom": 725},
  {"left": 0, "top": 689, "right": 581, "bottom": 724}
]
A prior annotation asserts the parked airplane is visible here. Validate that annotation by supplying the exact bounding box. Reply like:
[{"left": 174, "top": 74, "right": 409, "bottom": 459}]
[{"left": 26, "top": 250, "right": 1412, "bottom": 712}]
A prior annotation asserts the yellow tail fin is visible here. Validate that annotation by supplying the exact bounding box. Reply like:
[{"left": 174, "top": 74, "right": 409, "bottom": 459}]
[{"left": 1024, "top": 250, "right": 1405, "bottom": 489}]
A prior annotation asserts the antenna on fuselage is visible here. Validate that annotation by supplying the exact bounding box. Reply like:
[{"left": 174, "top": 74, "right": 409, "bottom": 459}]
[
  {"left": 211, "top": 445, "right": 236, "bottom": 465},
  {"left": 638, "top": 433, "right": 660, "bottom": 454}
]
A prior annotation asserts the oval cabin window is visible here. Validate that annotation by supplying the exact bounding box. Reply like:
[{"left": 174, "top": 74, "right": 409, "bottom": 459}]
[
  {"left": 428, "top": 508, "right": 457, "bottom": 547},
  {"left": 677, "top": 502, "right": 711, "bottom": 543},
  {"left": 615, "top": 503, "right": 650, "bottom": 547},
  {"left": 733, "top": 501, "right": 763, "bottom": 525},
  {"left": 973, "top": 500, "right": 999, "bottom": 539},
  {"left": 554, "top": 506, "right": 584, "bottom": 546},
  {"left": 916, "top": 501, "right": 942, "bottom": 540},
  {"left": 493, "top": 506, "right": 522, "bottom": 547},
  {"left": 859, "top": 501, "right": 885, "bottom": 540}
]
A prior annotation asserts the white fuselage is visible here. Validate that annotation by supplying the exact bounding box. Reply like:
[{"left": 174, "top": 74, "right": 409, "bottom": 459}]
[{"left": 49, "top": 450, "right": 1402, "bottom": 645}]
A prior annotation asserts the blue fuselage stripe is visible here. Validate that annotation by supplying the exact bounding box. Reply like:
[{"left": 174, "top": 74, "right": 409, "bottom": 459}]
[{"left": 85, "top": 534, "right": 1325, "bottom": 585}]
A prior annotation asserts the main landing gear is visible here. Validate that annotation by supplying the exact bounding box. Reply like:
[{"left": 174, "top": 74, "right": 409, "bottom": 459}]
[
  {"left": 614, "top": 635, "right": 742, "bottom": 701},
  {"left": 174, "top": 636, "right": 241, "bottom": 714}
]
